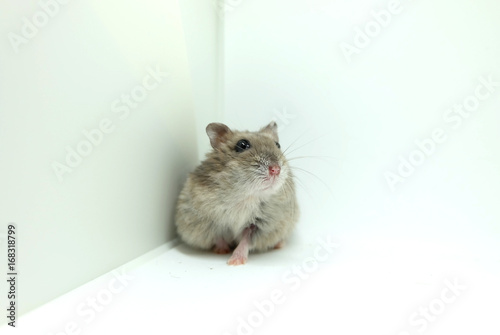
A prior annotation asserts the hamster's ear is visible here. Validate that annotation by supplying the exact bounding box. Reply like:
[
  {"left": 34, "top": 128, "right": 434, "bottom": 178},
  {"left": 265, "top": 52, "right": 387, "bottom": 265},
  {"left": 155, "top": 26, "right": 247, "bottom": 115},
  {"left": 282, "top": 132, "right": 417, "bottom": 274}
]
[
  {"left": 206, "top": 123, "right": 232, "bottom": 149},
  {"left": 260, "top": 121, "right": 279, "bottom": 141}
]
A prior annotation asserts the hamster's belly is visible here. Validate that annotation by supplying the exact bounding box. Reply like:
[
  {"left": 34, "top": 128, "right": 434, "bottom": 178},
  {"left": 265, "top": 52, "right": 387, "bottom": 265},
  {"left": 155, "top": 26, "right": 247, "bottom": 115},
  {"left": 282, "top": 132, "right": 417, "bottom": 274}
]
[{"left": 211, "top": 194, "right": 263, "bottom": 234}]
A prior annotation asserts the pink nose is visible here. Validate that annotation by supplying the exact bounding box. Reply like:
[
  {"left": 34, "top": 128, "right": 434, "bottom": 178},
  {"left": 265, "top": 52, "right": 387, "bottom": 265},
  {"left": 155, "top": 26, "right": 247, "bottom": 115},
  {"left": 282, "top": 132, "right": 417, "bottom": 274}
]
[{"left": 269, "top": 165, "right": 281, "bottom": 176}]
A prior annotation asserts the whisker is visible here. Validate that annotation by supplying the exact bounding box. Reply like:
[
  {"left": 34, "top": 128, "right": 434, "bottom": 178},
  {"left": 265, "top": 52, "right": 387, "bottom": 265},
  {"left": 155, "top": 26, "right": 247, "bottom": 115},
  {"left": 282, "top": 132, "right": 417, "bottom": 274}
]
[
  {"left": 282, "top": 129, "right": 313, "bottom": 156},
  {"left": 287, "top": 155, "right": 339, "bottom": 164},
  {"left": 292, "top": 174, "right": 315, "bottom": 200},
  {"left": 283, "top": 133, "right": 329, "bottom": 157},
  {"left": 290, "top": 165, "right": 335, "bottom": 200}
]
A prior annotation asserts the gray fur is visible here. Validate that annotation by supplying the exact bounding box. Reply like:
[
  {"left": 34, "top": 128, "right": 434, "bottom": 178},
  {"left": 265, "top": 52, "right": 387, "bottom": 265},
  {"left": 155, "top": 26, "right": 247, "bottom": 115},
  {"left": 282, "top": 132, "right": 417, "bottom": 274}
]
[{"left": 175, "top": 121, "right": 299, "bottom": 255}]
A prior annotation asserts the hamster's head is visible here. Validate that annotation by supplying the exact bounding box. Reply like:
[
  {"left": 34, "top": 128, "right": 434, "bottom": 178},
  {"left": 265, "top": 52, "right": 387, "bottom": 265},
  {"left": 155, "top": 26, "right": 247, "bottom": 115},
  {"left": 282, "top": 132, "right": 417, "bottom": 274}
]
[{"left": 205, "top": 121, "right": 291, "bottom": 195}]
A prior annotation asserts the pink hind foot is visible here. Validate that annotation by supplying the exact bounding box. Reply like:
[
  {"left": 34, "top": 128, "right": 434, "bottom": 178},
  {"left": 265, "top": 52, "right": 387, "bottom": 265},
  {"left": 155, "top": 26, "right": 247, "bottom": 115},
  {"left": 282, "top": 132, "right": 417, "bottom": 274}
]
[
  {"left": 213, "top": 237, "right": 231, "bottom": 254},
  {"left": 227, "top": 250, "right": 248, "bottom": 266},
  {"left": 227, "top": 227, "right": 253, "bottom": 266}
]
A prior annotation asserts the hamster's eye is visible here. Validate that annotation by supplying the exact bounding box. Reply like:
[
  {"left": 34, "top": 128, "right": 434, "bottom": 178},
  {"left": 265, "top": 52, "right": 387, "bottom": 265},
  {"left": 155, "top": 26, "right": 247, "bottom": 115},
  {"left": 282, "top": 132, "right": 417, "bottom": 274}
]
[
  {"left": 235, "top": 139, "right": 251, "bottom": 152},
  {"left": 275, "top": 142, "right": 281, "bottom": 149}
]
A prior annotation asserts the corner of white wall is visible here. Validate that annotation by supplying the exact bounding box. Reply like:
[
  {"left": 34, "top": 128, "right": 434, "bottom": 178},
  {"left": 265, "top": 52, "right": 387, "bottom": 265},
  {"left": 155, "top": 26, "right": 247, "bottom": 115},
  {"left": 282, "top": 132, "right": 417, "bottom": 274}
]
[
  {"left": 178, "top": 0, "right": 225, "bottom": 160},
  {"left": 0, "top": 0, "right": 217, "bottom": 318}
]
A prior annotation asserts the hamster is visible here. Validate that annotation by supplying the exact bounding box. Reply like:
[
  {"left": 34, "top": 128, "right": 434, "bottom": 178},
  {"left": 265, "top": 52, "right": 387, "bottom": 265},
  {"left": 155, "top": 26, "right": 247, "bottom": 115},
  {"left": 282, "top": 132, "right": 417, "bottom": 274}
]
[{"left": 175, "top": 121, "right": 299, "bottom": 265}]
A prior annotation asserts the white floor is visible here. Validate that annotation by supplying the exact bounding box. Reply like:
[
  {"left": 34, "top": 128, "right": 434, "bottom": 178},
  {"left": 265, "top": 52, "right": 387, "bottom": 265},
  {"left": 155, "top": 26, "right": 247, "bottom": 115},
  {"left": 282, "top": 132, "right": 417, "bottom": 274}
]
[{"left": 3, "top": 222, "right": 499, "bottom": 335}]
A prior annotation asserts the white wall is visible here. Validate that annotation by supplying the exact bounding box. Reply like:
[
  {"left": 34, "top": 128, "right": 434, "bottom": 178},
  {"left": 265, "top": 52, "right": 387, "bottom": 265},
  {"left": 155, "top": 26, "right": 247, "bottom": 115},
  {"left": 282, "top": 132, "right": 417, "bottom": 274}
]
[
  {"left": 222, "top": 0, "right": 500, "bottom": 249},
  {"left": 0, "top": 0, "right": 218, "bottom": 317},
  {"left": 178, "top": 0, "right": 225, "bottom": 159}
]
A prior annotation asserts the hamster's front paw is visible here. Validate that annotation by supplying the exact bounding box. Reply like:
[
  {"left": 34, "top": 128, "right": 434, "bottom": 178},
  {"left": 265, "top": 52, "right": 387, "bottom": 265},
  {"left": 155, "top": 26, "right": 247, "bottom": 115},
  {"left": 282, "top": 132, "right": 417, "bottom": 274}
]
[
  {"left": 213, "top": 237, "right": 231, "bottom": 254},
  {"left": 273, "top": 241, "right": 284, "bottom": 249}
]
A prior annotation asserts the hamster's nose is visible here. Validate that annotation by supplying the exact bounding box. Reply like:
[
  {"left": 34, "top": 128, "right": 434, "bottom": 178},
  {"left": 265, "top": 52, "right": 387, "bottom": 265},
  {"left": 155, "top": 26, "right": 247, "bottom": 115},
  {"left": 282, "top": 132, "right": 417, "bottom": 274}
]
[{"left": 269, "top": 165, "right": 281, "bottom": 176}]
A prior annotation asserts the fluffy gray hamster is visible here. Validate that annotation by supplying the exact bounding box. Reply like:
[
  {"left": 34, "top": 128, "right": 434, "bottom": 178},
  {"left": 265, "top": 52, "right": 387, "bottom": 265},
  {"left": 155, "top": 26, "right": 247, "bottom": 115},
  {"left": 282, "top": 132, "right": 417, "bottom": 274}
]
[{"left": 175, "top": 121, "right": 299, "bottom": 265}]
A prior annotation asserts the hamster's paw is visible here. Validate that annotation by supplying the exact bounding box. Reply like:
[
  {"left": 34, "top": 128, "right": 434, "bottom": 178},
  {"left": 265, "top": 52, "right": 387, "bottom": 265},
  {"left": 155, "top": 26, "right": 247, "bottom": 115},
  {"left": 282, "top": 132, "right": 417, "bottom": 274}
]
[
  {"left": 226, "top": 237, "right": 249, "bottom": 265},
  {"left": 213, "top": 237, "right": 231, "bottom": 254},
  {"left": 227, "top": 226, "right": 252, "bottom": 266},
  {"left": 273, "top": 241, "right": 284, "bottom": 249},
  {"left": 227, "top": 252, "right": 247, "bottom": 266}
]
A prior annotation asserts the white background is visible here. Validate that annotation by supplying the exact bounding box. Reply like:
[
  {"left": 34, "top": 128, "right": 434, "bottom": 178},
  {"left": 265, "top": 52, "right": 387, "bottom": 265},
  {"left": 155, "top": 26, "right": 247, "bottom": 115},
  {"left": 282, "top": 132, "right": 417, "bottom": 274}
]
[
  {"left": 223, "top": 0, "right": 500, "bottom": 248},
  {"left": 1, "top": 0, "right": 500, "bottom": 334}
]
